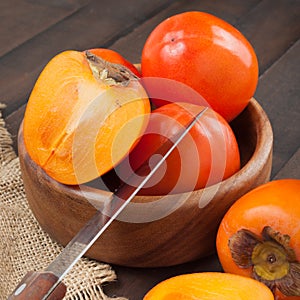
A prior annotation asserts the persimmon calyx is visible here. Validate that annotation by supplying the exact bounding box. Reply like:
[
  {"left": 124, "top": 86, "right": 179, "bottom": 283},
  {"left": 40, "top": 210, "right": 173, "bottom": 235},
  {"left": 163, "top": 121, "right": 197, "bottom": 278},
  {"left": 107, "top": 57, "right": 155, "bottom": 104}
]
[
  {"left": 228, "top": 226, "right": 300, "bottom": 297},
  {"left": 85, "top": 50, "right": 138, "bottom": 86}
]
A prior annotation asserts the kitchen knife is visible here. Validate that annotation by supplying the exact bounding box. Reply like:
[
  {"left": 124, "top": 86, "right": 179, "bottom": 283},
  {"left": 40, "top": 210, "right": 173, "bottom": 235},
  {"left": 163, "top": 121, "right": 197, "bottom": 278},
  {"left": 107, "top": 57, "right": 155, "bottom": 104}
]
[{"left": 8, "top": 107, "right": 208, "bottom": 300}]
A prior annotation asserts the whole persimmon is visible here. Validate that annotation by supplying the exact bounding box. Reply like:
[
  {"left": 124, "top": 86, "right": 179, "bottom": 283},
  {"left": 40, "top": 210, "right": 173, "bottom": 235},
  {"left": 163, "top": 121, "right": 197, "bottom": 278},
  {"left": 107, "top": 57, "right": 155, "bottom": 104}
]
[
  {"left": 116, "top": 102, "right": 240, "bottom": 195},
  {"left": 216, "top": 179, "right": 300, "bottom": 299},
  {"left": 143, "top": 272, "right": 274, "bottom": 300},
  {"left": 23, "top": 50, "right": 150, "bottom": 185},
  {"left": 141, "top": 11, "right": 259, "bottom": 121}
]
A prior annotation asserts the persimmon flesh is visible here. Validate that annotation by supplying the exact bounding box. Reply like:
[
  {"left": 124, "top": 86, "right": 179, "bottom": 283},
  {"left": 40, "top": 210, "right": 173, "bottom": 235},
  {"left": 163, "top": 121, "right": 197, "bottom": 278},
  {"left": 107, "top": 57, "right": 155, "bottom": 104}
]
[
  {"left": 23, "top": 50, "right": 150, "bottom": 185},
  {"left": 143, "top": 272, "right": 274, "bottom": 300}
]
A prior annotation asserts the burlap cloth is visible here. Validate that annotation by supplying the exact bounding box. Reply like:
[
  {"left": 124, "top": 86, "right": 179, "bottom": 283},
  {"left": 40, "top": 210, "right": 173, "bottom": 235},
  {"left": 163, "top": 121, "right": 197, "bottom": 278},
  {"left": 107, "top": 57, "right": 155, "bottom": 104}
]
[{"left": 0, "top": 104, "right": 127, "bottom": 300}]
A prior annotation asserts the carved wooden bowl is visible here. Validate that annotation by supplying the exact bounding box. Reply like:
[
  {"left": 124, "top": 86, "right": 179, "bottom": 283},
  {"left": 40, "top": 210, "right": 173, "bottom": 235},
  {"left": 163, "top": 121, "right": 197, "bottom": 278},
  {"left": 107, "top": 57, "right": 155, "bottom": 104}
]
[{"left": 18, "top": 98, "right": 273, "bottom": 267}]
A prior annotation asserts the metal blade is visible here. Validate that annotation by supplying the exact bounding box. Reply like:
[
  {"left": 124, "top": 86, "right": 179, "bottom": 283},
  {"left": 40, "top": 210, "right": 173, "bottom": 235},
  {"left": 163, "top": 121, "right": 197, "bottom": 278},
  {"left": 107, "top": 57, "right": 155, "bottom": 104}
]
[{"left": 43, "top": 107, "right": 208, "bottom": 299}]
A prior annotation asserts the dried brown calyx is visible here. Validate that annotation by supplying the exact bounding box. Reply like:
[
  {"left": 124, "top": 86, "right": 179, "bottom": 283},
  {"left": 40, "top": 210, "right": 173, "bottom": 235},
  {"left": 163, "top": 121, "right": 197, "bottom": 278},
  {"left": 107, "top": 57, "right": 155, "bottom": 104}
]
[
  {"left": 85, "top": 50, "right": 138, "bottom": 86},
  {"left": 229, "top": 226, "right": 300, "bottom": 297}
]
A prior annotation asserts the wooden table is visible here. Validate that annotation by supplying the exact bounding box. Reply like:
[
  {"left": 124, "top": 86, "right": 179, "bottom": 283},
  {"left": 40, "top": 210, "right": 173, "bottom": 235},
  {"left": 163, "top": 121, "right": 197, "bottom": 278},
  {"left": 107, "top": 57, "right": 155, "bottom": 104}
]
[{"left": 1, "top": 1, "right": 299, "bottom": 299}]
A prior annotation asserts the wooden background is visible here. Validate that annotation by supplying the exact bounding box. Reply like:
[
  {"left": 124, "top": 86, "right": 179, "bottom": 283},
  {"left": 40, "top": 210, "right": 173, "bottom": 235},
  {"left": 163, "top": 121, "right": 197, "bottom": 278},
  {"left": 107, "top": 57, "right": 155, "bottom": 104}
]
[{"left": 1, "top": 1, "right": 299, "bottom": 299}]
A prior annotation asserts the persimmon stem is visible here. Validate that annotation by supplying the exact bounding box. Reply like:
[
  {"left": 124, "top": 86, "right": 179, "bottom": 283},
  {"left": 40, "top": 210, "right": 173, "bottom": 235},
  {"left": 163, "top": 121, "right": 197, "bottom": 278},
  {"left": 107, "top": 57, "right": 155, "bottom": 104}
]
[{"left": 85, "top": 50, "right": 138, "bottom": 86}]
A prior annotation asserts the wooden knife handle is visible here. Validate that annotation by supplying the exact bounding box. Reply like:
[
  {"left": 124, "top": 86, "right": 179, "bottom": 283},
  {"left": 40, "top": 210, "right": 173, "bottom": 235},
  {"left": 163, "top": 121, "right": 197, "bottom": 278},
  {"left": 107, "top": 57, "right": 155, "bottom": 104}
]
[{"left": 8, "top": 271, "right": 66, "bottom": 300}]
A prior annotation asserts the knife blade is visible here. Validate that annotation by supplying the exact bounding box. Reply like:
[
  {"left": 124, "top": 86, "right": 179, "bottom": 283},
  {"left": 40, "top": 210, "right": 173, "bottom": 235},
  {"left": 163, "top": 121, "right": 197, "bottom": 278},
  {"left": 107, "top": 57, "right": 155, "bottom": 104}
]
[{"left": 8, "top": 107, "right": 208, "bottom": 300}]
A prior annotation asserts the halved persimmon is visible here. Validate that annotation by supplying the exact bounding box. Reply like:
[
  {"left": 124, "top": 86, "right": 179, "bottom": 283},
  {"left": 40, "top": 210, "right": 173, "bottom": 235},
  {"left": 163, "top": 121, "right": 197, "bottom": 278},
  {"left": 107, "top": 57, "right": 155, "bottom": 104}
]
[
  {"left": 143, "top": 272, "right": 274, "bottom": 300},
  {"left": 23, "top": 50, "right": 150, "bottom": 185}
]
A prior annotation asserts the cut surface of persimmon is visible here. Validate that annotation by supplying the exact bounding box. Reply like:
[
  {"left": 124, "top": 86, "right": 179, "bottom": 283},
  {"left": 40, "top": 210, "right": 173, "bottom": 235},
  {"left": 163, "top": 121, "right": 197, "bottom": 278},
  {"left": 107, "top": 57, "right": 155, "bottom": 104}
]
[
  {"left": 23, "top": 50, "right": 150, "bottom": 185},
  {"left": 143, "top": 272, "right": 274, "bottom": 300}
]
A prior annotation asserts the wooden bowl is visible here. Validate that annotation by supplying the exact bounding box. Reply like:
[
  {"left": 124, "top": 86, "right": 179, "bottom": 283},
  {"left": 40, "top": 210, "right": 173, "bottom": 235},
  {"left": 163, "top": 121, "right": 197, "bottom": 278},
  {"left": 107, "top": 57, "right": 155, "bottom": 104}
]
[{"left": 18, "top": 98, "right": 273, "bottom": 267}]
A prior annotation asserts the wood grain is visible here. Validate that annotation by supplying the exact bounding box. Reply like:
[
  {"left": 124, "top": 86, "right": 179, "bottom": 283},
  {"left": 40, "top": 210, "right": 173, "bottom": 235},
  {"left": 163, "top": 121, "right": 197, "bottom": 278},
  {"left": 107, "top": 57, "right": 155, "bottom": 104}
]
[
  {"left": 255, "top": 40, "right": 300, "bottom": 177},
  {"left": 110, "top": 0, "right": 262, "bottom": 63},
  {"left": 274, "top": 148, "right": 300, "bottom": 180},
  {"left": 236, "top": 0, "right": 300, "bottom": 74},
  {"left": 0, "top": 0, "right": 173, "bottom": 117},
  {"left": 0, "top": 0, "right": 89, "bottom": 57},
  {"left": 8, "top": 271, "right": 66, "bottom": 300}
]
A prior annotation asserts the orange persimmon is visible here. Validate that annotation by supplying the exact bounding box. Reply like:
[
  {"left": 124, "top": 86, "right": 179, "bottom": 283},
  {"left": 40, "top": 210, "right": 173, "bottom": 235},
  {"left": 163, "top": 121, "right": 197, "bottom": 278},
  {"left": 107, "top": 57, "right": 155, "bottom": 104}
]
[
  {"left": 23, "top": 50, "right": 150, "bottom": 185},
  {"left": 141, "top": 11, "right": 258, "bottom": 121},
  {"left": 216, "top": 179, "right": 300, "bottom": 299},
  {"left": 143, "top": 272, "right": 274, "bottom": 299},
  {"left": 116, "top": 102, "right": 240, "bottom": 195}
]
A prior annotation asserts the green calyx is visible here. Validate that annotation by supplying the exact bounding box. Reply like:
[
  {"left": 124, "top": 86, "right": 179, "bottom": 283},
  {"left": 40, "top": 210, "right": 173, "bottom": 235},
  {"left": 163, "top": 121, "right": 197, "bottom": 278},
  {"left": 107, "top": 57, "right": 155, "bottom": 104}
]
[
  {"left": 251, "top": 240, "right": 290, "bottom": 280},
  {"left": 228, "top": 226, "right": 300, "bottom": 297}
]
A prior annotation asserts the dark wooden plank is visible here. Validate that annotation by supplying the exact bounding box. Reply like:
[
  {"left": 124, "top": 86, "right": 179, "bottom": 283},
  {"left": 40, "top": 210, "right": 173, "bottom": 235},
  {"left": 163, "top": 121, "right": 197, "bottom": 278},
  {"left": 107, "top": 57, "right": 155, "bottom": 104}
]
[
  {"left": 110, "top": 0, "right": 300, "bottom": 76},
  {"left": 255, "top": 40, "right": 300, "bottom": 178},
  {"left": 237, "top": 0, "right": 300, "bottom": 74},
  {"left": 110, "top": 0, "right": 262, "bottom": 63},
  {"left": 274, "top": 148, "right": 300, "bottom": 179},
  {"left": 0, "top": 0, "right": 173, "bottom": 117},
  {"left": 0, "top": 0, "right": 90, "bottom": 57},
  {"left": 4, "top": 104, "right": 25, "bottom": 153}
]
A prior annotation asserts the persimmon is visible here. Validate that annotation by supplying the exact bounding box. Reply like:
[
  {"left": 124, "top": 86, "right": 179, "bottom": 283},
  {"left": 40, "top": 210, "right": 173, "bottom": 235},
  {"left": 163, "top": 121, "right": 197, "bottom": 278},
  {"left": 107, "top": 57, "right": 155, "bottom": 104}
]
[
  {"left": 216, "top": 179, "right": 300, "bottom": 299},
  {"left": 23, "top": 50, "right": 150, "bottom": 185},
  {"left": 143, "top": 272, "right": 274, "bottom": 299},
  {"left": 116, "top": 102, "right": 240, "bottom": 195},
  {"left": 141, "top": 11, "right": 258, "bottom": 121}
]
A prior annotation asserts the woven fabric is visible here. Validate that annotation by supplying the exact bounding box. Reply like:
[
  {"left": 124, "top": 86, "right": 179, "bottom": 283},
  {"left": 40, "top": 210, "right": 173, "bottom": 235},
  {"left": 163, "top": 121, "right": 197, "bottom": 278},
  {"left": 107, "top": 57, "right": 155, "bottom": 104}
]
[{"left": 0, "top": 104, "right": 126, "bottom": 300}]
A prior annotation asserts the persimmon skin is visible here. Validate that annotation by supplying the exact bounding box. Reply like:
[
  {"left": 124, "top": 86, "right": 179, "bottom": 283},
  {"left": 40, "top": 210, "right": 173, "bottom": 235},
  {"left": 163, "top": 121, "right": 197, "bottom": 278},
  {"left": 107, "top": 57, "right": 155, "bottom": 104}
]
[
  {"left": 117, "top": 102, "right": 240, "bottom": 195},
  {"left": 143, "top": 272, "right": 274, "bottom": 300},
  {"left": 141, "top": 11, "right": 258, "bottom": 121},
  {"left": 216, "top": 179, "right": 300, "bottom": 300},
  {"left": 23, "top": 50, "right": 150, "bottom": 185},
  {"left": 88, "top": 48, "right": 140, "bottom": 76}
]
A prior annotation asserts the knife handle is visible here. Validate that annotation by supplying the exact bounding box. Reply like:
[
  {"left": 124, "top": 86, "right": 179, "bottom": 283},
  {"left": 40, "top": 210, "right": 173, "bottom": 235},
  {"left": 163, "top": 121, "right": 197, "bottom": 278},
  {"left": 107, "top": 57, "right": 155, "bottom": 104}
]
[{"left": 8, "top": 271, "right": 66, "bottom": 300}]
